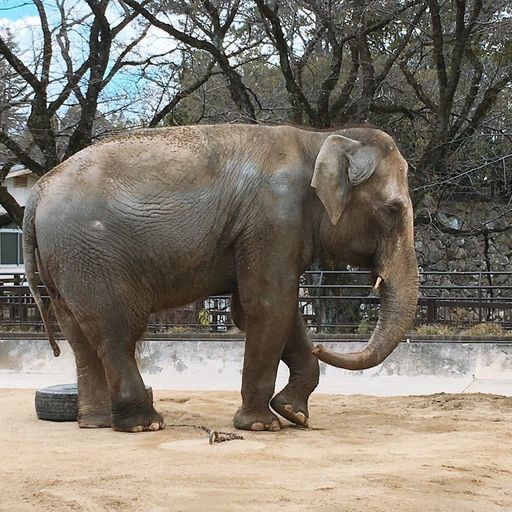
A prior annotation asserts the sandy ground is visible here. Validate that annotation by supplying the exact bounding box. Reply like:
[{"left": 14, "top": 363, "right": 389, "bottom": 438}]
[{"left": 1, "top": 389, "right": 512, "bottom": 512}]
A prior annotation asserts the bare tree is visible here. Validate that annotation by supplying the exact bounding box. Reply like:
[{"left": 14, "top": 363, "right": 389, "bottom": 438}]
[
  {"left": 122, "top": 0, "right": 259, "bottom": 122},
  {"left": 399, "top": 0, "right": 512, "bottom": 179},
  {"left": 253, "top": 0, "right": 427, "bottom": 127}
]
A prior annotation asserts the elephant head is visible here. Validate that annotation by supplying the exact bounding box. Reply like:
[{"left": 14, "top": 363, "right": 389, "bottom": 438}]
[{"left": 311, "top": 130, "right": 418, "bottom": 370}]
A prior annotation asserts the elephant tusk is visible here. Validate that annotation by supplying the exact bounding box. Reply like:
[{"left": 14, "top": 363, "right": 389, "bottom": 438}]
[{"left": 373, "top": 276, "right": 382, "bottom": 290}]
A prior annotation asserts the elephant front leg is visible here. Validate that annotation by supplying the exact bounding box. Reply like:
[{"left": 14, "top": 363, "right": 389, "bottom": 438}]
[
  {"left": 234, "top": 291, "right": 297, "bottom": 432},
  {"left": 271, "top": 310, "right": 319, "bottom": 427}
]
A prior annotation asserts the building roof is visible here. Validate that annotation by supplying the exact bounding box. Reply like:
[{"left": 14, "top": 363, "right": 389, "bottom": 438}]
[{"left": 4, "top": 165, "right": 34, "bottom": 179}]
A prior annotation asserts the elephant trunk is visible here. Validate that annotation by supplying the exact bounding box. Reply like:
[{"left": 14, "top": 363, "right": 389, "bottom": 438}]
[{"left": 312, "top": 249, "right": 418, "bottom": 370}]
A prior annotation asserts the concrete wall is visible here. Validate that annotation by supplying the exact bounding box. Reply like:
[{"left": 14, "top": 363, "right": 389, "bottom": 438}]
[{"left": 1, "top": 337, "right": 511, "bottom": 395}]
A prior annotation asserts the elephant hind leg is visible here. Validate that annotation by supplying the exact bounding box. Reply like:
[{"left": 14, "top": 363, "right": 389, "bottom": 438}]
[
  {"left": 52, "top": 297, "right": 111, "bottom": 428},
  {"left": 85, "top": 309, "right": 164, "bottom": 433},
  {"left": 271, "top": 310, "right": 319, "bottom": 428}
]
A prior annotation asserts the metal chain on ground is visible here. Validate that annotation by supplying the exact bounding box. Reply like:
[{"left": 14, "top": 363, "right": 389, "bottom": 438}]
[{"left": 168, "top": 423, "right": 244, "bottom": 444}]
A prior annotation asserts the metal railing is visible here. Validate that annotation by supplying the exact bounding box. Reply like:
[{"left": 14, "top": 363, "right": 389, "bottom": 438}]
[{"left": 0, "top": 270, "right": 511, "bottom": 332}]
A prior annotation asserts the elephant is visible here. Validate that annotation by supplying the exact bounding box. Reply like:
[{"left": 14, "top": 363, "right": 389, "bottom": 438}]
[{"left": 23, "top": 124, "right": 418, "bottom": 433}]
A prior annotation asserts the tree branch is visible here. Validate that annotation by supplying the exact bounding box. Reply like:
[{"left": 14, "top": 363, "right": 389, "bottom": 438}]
[
  {"left": 122, "top": 0, "right": 256, "bottom": 120},
  {"left": 255, "top": 0, "right": 315, "bottom": 125},
  {"left": 149, "top": 60, "right": 215, "bottom": 126},
  {"left": 427, "top": 0, "right": 447, "bottom": 89},
  {"left": 32, "top": 0, "right": 52, "bottom": 87},
  {"left": 399, "top": 58, "right": 438, "bottom": 112},
  {"left": 0, "top": 132, "right": 44, "bottom": 176},
  {"left": 449, "top": 46, "right": 483, "bottom": 138},
  {"left": 0, "top": 37, "right": 41, "bottom": 93}
]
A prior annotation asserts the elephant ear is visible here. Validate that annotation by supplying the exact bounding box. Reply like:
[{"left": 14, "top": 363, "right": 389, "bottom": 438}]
[{"left": 311, "top": 134, "right": 380, "bottom": 225}]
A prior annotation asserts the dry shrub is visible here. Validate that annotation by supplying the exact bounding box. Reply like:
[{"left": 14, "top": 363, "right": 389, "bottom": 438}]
[
  {"left": 460, "top": 323, "right": 512, "bottom": 337},
  {"left": 413, "top": 324, "right": 456, "bottom": 336}
]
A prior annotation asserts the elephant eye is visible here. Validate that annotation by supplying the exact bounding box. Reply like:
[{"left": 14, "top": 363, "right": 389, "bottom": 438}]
[
  {"left": 379, "top": 200, "right": 404, "bottom": 231},
  {"left": 385, "top": 199, "right": 405, "bottom": 214}
]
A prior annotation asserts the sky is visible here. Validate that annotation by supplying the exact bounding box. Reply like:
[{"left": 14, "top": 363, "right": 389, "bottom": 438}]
[{"left": 0, "top": 2, "right": 38, "bottom": 21}]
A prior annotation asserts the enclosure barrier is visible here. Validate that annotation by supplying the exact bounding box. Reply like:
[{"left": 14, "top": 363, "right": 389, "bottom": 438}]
[{"left": 0, "top": 270, "right": 510, "bottom": 333}]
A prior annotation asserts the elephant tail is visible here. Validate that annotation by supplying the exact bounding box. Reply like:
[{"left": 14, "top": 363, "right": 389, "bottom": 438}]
[{"left": 22, "top": 191, "right": 60, "bottom": 357}]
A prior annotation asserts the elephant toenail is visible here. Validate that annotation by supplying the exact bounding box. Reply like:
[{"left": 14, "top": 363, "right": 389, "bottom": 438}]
[
  {"left": 295, "top": 412, "right": 308, "bottom": 426},
  {"left": 250, "top": 422, "right": 265, "bottom": 431},
  {"left": 269, "top": 420, "right": 281, "bottom": 432}
]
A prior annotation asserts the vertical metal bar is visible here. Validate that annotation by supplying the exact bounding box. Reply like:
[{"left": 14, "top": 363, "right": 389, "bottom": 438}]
[
  {"left": 478, "top": 272, "right": 482, "bottom": 324},
  {"left": 427, "top": 299, "right": 435, "bottom": 323}
]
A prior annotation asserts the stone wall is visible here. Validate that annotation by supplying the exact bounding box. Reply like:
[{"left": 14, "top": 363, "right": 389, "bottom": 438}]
[{"left": 415, "top": 197, "right": 512, "bottom": 302}]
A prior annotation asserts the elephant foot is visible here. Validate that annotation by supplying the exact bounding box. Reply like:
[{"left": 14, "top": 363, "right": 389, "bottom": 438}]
[
  {"left": 233, "top": 407, "right": 281, "bottom": 432},
  {"left": 112, "top": 402, "right": 165, "bottom": 433},
  {"left": 78, "top": 413, "right": 112, "bottom": 428},
  {"left": 78, "top": 403, "right": 112, "bottom": 428},
  {"left": 271, "top": 390, "right": 309, "bottom": 427}
]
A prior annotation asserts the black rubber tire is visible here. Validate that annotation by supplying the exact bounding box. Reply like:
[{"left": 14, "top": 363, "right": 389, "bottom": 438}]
[{"left": 35, "top": 383, "right": 154, "bottom": 422}]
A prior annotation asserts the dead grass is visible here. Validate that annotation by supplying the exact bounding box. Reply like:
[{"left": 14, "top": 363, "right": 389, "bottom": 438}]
[{"left": 413, "top": 322, "right": 512, "bottom": 337}]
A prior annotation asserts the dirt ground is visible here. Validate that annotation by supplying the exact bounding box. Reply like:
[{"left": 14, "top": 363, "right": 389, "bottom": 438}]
[{"left": 1, "top": 389, "right": 511, "bottom": 512}]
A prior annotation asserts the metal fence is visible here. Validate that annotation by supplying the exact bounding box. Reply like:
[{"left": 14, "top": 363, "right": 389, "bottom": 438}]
[{"left": 0, "top": 270, "right": 511, "bottom": 332}]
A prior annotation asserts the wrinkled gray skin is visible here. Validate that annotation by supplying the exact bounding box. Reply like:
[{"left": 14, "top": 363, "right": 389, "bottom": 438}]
[{"left": 23, "top": 125, "right": 418, "bottom": 433}]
